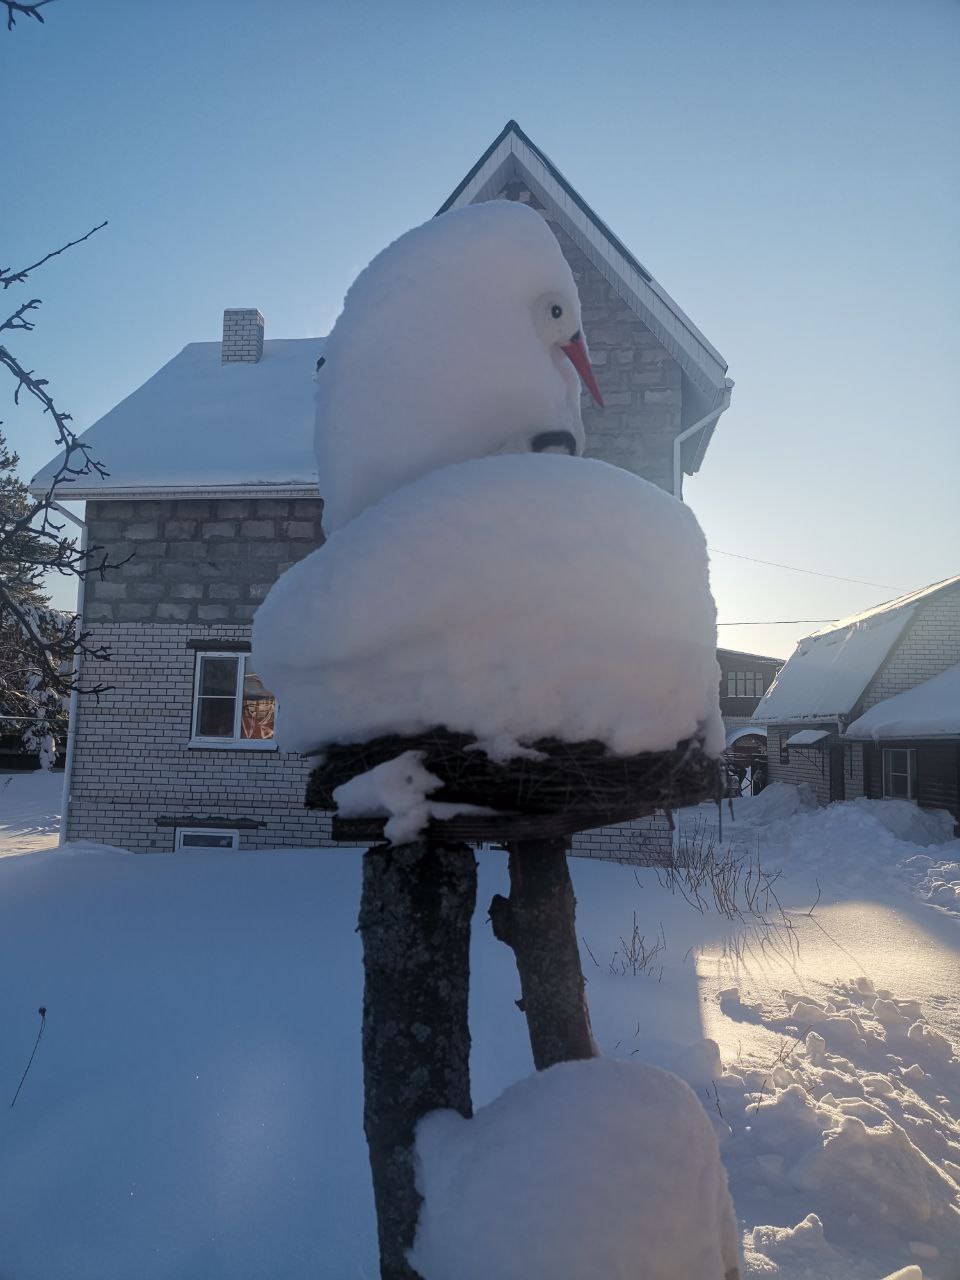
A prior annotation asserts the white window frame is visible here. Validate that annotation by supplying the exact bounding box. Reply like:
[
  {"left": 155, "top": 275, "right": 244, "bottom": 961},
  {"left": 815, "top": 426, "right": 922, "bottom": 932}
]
[
  {"left": 188, "top": 650, "right": 278, "bottom": 750},
  {"left": 882, "top": 747, "right": 917, "bottom": 802},
  {"left": 175, "top": 827, "right": 240, "bottom": 850}
]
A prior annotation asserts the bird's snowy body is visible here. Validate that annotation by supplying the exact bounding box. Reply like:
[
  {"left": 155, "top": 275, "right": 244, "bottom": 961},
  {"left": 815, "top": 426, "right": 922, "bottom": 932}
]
[
  {"left": 252, "top": 454, "right": 723, "bottom": 759},
  {"left": 314, "top": 201, "right": 588, "bottom": 533}
]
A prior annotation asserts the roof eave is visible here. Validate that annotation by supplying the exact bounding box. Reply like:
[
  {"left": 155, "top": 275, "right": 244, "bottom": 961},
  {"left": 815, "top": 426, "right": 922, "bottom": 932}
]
[{"left": 27, "top": 482, "right": 321, "bottom": 502}]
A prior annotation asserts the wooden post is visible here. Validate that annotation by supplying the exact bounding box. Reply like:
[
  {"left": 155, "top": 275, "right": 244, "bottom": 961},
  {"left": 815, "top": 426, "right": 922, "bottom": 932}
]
[
  {"left": 489, "top": 837, "right": 597, "bottom": 1071},
  {"left": 358, "top": 839, "right": 477, "bottom": 1280}
]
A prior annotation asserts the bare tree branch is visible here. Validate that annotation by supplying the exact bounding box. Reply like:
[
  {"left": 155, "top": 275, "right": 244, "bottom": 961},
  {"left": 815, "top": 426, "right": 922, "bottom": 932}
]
[
  {"left": 3, "top": 0, "right": 55, "bottom": 33},
  {"left": 0, "top": 221, "right": 107, "bottom": 290}
]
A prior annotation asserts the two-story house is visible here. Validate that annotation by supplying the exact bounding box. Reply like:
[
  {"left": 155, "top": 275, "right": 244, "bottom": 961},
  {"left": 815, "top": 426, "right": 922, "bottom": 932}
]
[{"left": 31, "top": 120, "right": 734, "bottom": 859}]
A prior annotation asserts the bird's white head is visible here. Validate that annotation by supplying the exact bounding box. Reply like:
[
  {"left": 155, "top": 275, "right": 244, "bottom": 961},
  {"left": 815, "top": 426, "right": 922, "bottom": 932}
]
[{"left": 315, "top": 200, "right": 603, "bottom": 533}]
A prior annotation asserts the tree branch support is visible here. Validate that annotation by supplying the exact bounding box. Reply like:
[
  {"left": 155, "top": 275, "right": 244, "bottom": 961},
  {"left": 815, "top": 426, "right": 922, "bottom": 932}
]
[
  {"left": 490, "top": 837, "right": 597, "bottom": 1071},
  {"left": 358, "top": 839, "right": 477, "bottom": 1279}
]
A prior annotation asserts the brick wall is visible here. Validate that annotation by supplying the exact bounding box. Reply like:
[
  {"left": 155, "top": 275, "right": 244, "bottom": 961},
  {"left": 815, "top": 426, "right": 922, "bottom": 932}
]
[
  {"left": 67, "top": 621, "right": 346, "bottom": 851},
  {"left": 764, "top": 725, "right": 835, "bottom": 806},
  {"left": 859, "top": 588, "right": 960, "bottom": 710},
  {"left": 85, "top": 497, "right": 323, "bottom": 624},
  {"left": 570, "top": 815, "right": 674, "bottom": 865}
]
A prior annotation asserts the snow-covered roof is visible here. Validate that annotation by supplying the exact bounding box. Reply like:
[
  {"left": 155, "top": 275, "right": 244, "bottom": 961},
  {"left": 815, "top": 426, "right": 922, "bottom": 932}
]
[
  {"left": 438, "top": 120, "right": 732, "bottom": 474},
  {"left": 844, "top": 663, "right": 960, "bottom": 741},
  {"left": 785, "top": 729, "right": 829, "bottom": 746},
  {"left": 29, "top": 338, "right": 325, "bottom": 499},
  {"left": 752, "top": 576, "right": 960, "bottom": 725},
  {"left": 726, "top": 724, "right": 767, "bottom": 747}
]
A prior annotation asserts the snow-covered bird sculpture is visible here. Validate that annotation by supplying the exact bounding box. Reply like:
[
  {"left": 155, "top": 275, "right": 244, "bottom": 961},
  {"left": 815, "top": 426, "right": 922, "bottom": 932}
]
[
  {"left": 254, "top": 199, "right": 723, "bottom": 775},
  {"left": 314, "top": 200, "right": 602, "bottom": 534}
]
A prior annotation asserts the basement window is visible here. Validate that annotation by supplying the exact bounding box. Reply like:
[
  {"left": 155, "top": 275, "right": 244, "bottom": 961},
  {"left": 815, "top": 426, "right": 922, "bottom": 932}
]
[
  {"left": 175, "top": 828, "right": 240, "bottom": 851},
  {"left": 190, "top": 652, "right": 276, "bottom": 748}
]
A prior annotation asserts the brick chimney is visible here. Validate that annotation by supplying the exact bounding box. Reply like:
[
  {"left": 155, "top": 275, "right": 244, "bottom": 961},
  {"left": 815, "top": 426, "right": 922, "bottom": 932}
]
[{"left": 221, "top": 308, "right": 264, "bottom": 364}]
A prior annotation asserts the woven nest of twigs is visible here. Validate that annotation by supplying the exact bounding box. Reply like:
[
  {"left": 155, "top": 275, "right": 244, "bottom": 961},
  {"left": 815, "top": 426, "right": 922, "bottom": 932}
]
[{"left": 305, "top": 727, "right": 725, "bottom": 844}]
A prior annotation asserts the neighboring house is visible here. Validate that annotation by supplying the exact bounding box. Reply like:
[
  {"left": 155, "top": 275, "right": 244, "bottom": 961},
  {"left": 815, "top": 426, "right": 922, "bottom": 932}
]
[
  {"left": 753, "top": 575, "right": 960, "bottom": 822},
  {"left": 31, "top": 120, "right": 733, "bottom": 859},
  {"left": 716, "top": 648, "right": 783, "bottom": 790}
]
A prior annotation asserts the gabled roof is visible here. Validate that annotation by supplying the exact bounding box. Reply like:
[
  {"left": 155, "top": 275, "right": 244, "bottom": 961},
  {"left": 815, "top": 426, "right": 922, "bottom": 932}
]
[
  {"left": 30, "top": 339, "right": 324, "bottom": 499},
  {"left": 718, "top": 647, "right": 784, "bottom": 666},
  {"left": 32, "top": 124, "right": 729, "bottom": 500},
  {"left": 752, "top": 575, "right": 960, "bottom": 725},
  {"left": 438, "top": 120, "right": 731, "bottom": 412}
]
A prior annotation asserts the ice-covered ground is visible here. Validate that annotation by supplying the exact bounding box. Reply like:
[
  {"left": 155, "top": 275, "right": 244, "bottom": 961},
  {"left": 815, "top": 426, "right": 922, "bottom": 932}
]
[{"left": 0, "top": 770, "right": 957, "bottom": 1279}]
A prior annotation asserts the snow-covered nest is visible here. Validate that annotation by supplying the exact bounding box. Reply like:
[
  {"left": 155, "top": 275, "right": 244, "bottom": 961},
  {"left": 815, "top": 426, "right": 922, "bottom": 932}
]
[
  {"left": 307, "top": 727, "right": 724, "bottom": 844},
  {"left": 253, "top": 453, "right": 723, "bottom": 762},
  {"left": 845, "top": 664, "right": 960, "bottom": 741}
]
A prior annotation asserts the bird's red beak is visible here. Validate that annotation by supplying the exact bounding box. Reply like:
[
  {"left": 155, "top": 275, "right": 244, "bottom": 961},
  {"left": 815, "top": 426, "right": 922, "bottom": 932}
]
[{"left": 560, "top": 331, "right": 604, "bottom": 407}]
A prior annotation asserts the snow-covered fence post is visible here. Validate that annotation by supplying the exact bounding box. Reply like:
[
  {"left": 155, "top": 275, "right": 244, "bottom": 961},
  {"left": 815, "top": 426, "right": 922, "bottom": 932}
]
[
  {"left": 489, "top": 837, "right": 596, "bottom": 1070},
  {"left": 358, "top": 838, "right": 477, "bottom": 1280}
]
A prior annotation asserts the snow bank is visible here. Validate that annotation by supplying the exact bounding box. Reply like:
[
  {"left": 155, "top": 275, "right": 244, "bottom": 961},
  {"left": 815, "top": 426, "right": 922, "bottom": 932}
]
[
  {"left": 410, "top": 1057, "right": 740, "bottom": 1280},
  {"left": 719, "top": 977, "right": 960, "bottom": 1279},
  {"left": 0, "top": 769, "right": 61, "bottom": 855},
  {"left": 314, "top": 200, "right": 587, "bottom": 532},
  {"left": 2, "top": 775, "right": 960, "bottom": 1279},
  {"left": 253, "top": 453, "right": 723, "bottom": 758},
  {"left": 732, "top": 780, "right": 820, "bottom": 827}
]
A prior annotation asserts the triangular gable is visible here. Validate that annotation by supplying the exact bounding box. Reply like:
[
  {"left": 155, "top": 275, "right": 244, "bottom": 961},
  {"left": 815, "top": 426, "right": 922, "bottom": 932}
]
[{"left": 438, "top": 120, "right": 730, "bottom": 409}]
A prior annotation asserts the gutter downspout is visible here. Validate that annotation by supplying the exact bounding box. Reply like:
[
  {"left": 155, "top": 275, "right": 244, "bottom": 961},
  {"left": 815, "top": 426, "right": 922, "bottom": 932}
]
[
  {"left": 672, "top": 380, "right": 734, "bottom": 500},
  {"left": 51, "top": 503, "right": 86, "bottom": 847}
]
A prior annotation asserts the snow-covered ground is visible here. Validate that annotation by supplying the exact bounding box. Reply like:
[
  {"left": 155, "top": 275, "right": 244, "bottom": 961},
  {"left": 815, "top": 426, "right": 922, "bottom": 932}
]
[{"left": 0, "top": 771, "right": 957, "bottom": 1279}]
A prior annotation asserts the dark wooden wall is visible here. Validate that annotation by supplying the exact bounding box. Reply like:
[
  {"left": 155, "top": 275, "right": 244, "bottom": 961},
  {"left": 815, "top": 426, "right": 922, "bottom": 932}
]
[{"left": 862, "top": 741, "right": 960, "bottom": 821}]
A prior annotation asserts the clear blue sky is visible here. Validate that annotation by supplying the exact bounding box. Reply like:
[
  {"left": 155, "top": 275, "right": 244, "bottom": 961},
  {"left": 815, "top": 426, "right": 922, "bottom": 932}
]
[{"left": 3, "top": 0, "right": 958, "bottom": 657}]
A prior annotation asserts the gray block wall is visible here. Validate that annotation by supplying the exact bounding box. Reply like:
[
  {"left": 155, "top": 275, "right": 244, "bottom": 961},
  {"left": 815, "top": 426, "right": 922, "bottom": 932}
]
[
  {"left": 85, "top": 497, "right": 322, "bottom": 624},
  {"left": 496, "top": 183, "right": 682, "bottom": 493}
]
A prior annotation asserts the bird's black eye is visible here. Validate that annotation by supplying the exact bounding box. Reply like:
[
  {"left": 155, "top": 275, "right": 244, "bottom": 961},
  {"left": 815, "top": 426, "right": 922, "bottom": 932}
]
[{"left": 550, "top": 304, "right": 563, "bottom": 319}]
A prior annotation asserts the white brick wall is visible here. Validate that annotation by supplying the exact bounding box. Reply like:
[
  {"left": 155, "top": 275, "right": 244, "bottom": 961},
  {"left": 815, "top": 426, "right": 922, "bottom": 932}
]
[
  {"left": 68, "top": 622, "right": 344, "bottom": 851},
  {"left": 860, "top": 589, "right": 960, "bottom": 710},
  {"left": 764, "top": 726, "right": 834, "bottom": 806},
  {"left": 570, "top": 815, "right": 675, "bottom": 865}
]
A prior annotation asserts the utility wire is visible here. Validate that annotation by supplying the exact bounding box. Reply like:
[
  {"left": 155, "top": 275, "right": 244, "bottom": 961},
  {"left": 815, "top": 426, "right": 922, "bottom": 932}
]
[
  {"left": 716, "top": 619, "right": 835, "bottom": 626},
  {"left": 708, "top": 548, "right": 903, "bottom": 591}
]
